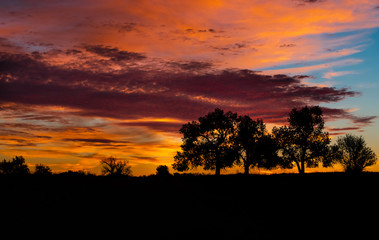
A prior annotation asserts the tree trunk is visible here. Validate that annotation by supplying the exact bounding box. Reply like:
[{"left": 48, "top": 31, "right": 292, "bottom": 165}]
[
  {"left": 299, "top": 147, "right": 306, "bottom": 174},
  {"left": 244, "top": 164, "right": 250, "bottom": 175},
  {"left": 295, "top": 161, "right": 301, "bottom": 174},
  {"left": 299, "top": 160, "right": 305, "bottom": 174},
  {"left": 215, "top": 166, "right": 221, "bottom": 176},
  {"left": 215, "top": 152, "right": 221, "bottom": 176}
]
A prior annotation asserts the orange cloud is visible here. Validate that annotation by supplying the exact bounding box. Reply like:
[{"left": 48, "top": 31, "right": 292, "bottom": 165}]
[
  {"left": 0, "top": 103, "right": 181, "bottom": 174},
  {"left": 1, "top": 0, "right": 378, "bottom": 69}
]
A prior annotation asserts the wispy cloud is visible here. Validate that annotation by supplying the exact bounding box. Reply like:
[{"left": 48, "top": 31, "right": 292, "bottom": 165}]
[
  {"left": 323, "top": 70, "right": 358, "bottom": 79},
  {"left": 260, "top": 58, "right": 363, "bottom": 76}
]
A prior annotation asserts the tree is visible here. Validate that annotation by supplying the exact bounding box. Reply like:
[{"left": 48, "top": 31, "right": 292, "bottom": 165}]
[
  {"left": 156, "top": 165, "right": 171, "bottom": 177},
  {"left": 334, "top": 134, "right": 377, "bottom": 173},
  {"left": 0, "top": 156, "right": 30, "bottom": 175},
  {"left": 272, "top": 106, "right": 331, "bottom": 174},
  {"left": 34, "top": 164, "right": 52, "bottom": 175},
  {"left": 101, "top": 157, "right": 132, "bottom": 176},
  {"left": 235, "top": 116, "right": 280, "bottom": 174},
  {"left": 172, "top": 108, "right": 239, "bottom": 176}
]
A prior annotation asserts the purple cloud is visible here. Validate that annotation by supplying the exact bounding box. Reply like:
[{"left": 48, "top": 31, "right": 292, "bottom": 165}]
[
  {"left": 83, "top": 45, "right": 146, "bottom": 61},
  {"left": 0, "top": 50, "right": 373, "bottom": 133}
]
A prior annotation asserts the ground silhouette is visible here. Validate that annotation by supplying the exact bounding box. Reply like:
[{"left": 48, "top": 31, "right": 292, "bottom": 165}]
[{"left": 1, "top": 173, "right": 379, "bottom": 239}]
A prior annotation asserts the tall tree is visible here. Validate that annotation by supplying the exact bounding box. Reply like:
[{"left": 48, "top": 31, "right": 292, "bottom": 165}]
[
  {"left": 334, "top": 134, "right": 377, "bottom": 173},
  {"left": 235, "top": 116, "right": 279, "bottom": 174},
  {"left": 173, "top": 108, "right": 239, "bottom": 176},
  {"left": 272, "top": 106, "right": 331, "bottom": 174}
]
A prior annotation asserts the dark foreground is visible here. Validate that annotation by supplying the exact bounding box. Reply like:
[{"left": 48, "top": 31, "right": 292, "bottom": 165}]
[{"left": 1, "top": 172, "right": 379, "bottom": 239}]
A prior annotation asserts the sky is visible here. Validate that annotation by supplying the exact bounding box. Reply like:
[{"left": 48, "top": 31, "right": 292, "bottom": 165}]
[{"left": 1, "top": 0, "right": 379, "bottom": 175}]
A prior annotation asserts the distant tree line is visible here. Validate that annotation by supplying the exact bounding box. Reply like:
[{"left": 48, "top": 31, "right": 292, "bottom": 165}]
[
  {"left": 0, "top": 155, "right": 176, "bottom": 177},
  {"left": 172, "top": 106, "right": 377, "bottom": 175},
  {"left": 0, "top": 155, "right": 132, "bottom": 177}
]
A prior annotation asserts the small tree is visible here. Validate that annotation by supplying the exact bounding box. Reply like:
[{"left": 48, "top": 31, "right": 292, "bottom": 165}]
[
  {"left": 0, "top": 156, "right": 30, "bottom": 175},
  {"left": 156, "top": 165, "right": 171, "bottom": 177},
  {"left": 101, "top": 157, "right": 132, "bottom": 176},
  {"left": 334, "top": 134, "right": 377, "bottom": 173},
  {"left": 173, "top": 108, "right": 239, "bottom": 176},
  {"left": 34, "top": 164, "right": 52, "bottom": 175}
]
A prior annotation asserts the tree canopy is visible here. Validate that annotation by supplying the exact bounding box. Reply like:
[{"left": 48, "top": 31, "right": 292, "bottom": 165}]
[
  {"left": 173, "top": 108, "right": 239, "bottom": 175},
  {"left": 272, "top": 106, "right": 331, "bottom": 174},
  {"left": 173, "top": 106, "right": 340, "bottom": 175},
  {"left": 0, "top": 156, "right": 30, "bottom": 175},
  {"left": 235, "top": 116, "right": 280, "bottom": 174}
]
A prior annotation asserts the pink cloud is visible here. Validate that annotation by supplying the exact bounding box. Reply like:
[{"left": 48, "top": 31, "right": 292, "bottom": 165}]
[{"left": 323, "top": 71, "right": 357, "bottom": 79}]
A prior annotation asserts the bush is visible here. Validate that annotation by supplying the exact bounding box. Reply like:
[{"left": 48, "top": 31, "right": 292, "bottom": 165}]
[
  {"left": 0, "top": 156, "right": 30, "bottom": 175},
  {"left": 156, "top": 165, "right": 171, "bottom": 177},
  {"left": 34, "top": 164, "right": 52, "bottom": 176}
]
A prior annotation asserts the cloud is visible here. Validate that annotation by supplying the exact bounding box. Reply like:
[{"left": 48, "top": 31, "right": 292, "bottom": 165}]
[
  {"left": 299, "top": 0, "right": 325, "bottom": 3},
  {"left": 280, "top": 43, "right": 296, "bottom": 48},
  {"left": 129, "top": 155, "right": 159, "bottom": 163},
  {"left": 323, "top": 71, "right": 357, "bottom": 79},
  {"left": 326, "top": 126, "right": 362, "bottom": 136},
  {"left": 351, "top": 116, "right": 377, "bottom": 125},
  {"left": 0, "top": 51, "right": 366, "bottom": 128},
  {"left": 1, "top": 0, "right": 378, "bottom": 70},
  {"left": 102, "top": 22, "right": 138, "bottom": 33},
  {"left": 117, "top": 121, "right": 183, "bottom": 133},
  {"left": 329, "top": 127, "right": 361, "bottom": 131},
  {"left": 261, "top": 58, "right": 363, "bottom": 76},
  {"left": 322, "top": 107, "right": 377, "bottom": 127},
  {"left": 83, "top": 45, "right": 146, "bottom": 62},
  {"left": 63, "top": 138, "right": 130, "bottom": 144},
  {"left": 169, "top": 61, "right": 213, "bottom": 71}
]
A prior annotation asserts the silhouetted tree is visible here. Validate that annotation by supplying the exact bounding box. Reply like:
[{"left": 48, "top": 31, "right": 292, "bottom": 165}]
[
  {"left": 0, "top": 156, "right": 30, "bottom": 175},
  {"left": 101, "top": 157, "right": 132, "bottom": 176},
  {"left": 333, "top": 134, "right": 377, "bottom": 173},
  {"left": 34, "top": 164, "right": 52, "bottom": 175},
  {"left": 235, "top": 116, "right": 280, "bottom": 174},
  {"left": 156, "top": 165, "right": 171, "bottom": 177},
  {"left": 272, "top": 106, "right": 331, "bottom": 174},
  {"left": 173, "top": 108, "right": 239, "bottom": 175}
]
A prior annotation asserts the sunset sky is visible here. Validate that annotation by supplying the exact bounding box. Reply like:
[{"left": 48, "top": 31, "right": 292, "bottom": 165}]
[{"left": 1, "top": 0, "right": 379, "bottom": 175}]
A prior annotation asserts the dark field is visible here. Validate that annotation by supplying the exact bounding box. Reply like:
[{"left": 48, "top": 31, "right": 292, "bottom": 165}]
[{"left": 2, "top": 173, "right": 379, "bottom": 239}]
